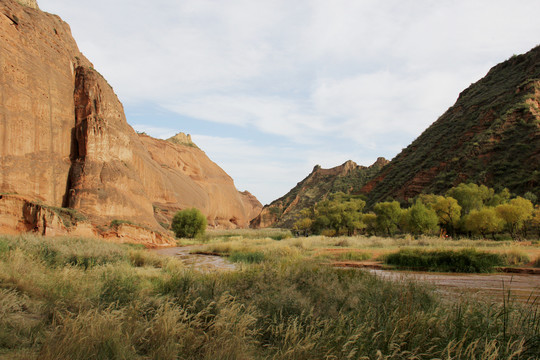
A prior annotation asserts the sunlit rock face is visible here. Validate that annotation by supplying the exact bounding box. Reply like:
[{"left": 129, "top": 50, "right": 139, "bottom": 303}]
[{"left": 0, "top": 0, "right": 262, "bottom": 240}]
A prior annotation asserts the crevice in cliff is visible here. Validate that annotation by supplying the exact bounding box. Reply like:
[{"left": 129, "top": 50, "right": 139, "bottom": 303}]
[
  {"left": 3, "top": 13, "right": 19, "bottom": 27},
  {"left": 62, "top": 66, "right": 89, "bottom": 208}
]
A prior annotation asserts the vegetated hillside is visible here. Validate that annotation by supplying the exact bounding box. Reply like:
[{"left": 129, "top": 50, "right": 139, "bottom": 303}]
[
  {"left": 363, "top": 45, "right": 540, "bottom": 205},
  {"left": 251, "top": 158, "right": 388, "bottom": 228},
  {"left": 0, "top": 0, "right": 261, "bottom": 242}
]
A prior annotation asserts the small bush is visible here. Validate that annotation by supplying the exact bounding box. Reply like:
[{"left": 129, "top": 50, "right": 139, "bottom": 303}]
[
  {"left": 109, "top": 219, "right": 135, "bottom": 228},
  {"left": 229, "top": 252, "right": 266, "bottom": 264},
  {"left": 335, "top": 251, "right": 371, "bottom": 261},
  {"left": 269, "top": 232, "right": 292, "bottom": 241},
  {"left": 501, "top": 250, "right": 530, "bottom": 266},
  {"left": 0, "top": 238, "right": 11, "bottom": 255},
  {"left": 385, "top": 248, "right": 505, "bottom": 273},
  {"left": 172, "top": 208, "right": 207, "bottom": 239},
  {"left": 128, "top": 249, "right": 166, "bottom": 268},
  {"left": 334, "top": 238, "right": 350, "bottom": 247},
  {"left": 321, "top": 229, "right": 337, "bottom": 237}
]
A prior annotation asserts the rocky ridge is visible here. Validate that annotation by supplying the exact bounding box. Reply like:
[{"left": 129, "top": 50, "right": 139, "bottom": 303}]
[
  {"left": 251, "top": 158, "right": 388, "bottom": 228},
  {"left": 0, "top": 0, "right": 261, "bottom": 244},
  {"left": 362, "top": 46, "right": 540, "bottom": 204}
]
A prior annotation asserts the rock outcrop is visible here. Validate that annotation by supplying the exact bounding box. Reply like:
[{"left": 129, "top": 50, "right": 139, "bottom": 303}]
[
  {"left": 0, "top": 0, "right": 261, "bottom": 242},
  {"left": 252, "top": 158, "right": 388, "bottom": 228}
]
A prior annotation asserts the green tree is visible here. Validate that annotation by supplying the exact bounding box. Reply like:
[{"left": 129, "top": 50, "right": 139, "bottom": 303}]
[
  {"left": 495, "top": 197, "right": 534, "bottom": 240},
  {"left": 523, "top": 191, "right": 538, "bottom": 205},
  {"left": 312, "top": 193, "right": 365, "bottom": 236},
  {"left": 293, "top": 217, "right": 313, "bottom": 235},
  {"left": 373, "top": 201, "right": 402, "bottom": 236},
  {"left": 362, "top": 213, "right": 377, "bottom": 236},
  {"left": 486, "top": 188, "right": 511, "bottom": 207},
  {"left": 463, "top": 207, "right": 503, "bottom": 240},
  {"left": 401, "top": 201, "right": 439, "bottom": 236},
  {"left": 431, "top": 196, "right": 461, "bottom": 236},
  {"left": 446, "top": 183, "right": 493, "bottom": 214},
  {"left": 172, "top": 208, "right": 207, "bottom": 238}
]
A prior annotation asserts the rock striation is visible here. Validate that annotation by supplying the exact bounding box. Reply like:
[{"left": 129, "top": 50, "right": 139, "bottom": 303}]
[{"left": 0, "top": 0, "right": 261, "bottom": 242}]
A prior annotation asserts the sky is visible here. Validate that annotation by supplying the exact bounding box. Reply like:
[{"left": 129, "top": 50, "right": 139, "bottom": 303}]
[{"left": 38, "top": 0, "right": 540, "bottom": 205}]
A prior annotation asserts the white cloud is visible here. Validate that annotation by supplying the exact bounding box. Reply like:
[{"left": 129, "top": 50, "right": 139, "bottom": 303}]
[
  {"left": 164, "top": 95, "right": 328, "bottom": 140},
  {"left": 312, "top": 70, "right": 472, "bottom": 143}
]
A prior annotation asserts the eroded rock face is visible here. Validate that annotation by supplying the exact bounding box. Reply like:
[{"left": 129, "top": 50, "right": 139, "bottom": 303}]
[
  {"left": 0, "top": 0, "right": 261, "bottom": 241},
  {"left": 138, "top": 134, "right": 262, "bottom": 228},
  {"left": 0, "top": 0, "right": 88, "bottom": 206}
]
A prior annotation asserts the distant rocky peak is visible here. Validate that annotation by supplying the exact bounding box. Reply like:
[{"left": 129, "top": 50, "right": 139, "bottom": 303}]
[
  {"left": 341, "top": 160, "right": 359, "bottom": 171},
  {"left": 371, "top": 157, "right": 389, "bottom": 168},
  {"left": 166, "top": 132, "right": 197, "bottom": 147},
  {"left": 16, "top": 0, "right": 38, "bottom": 9}
]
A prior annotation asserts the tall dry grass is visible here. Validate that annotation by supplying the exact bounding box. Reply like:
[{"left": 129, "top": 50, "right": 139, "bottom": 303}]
[{"left": 0, "top": 233, "right": 538, "bottom": 359}]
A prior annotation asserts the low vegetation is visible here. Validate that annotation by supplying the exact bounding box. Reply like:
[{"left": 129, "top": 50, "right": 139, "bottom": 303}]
[
  {"left": 1, "top": 233, "right": 539, "bottom": 359},
  {"left": 384, "top": 248, "right": 505, "bottom": 273}
]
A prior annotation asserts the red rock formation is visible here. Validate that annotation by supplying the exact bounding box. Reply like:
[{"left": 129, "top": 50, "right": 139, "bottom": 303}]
[
  {"left": 137, "top": 134, "right": 262, "bottom": 228},
  {"left": 0, "top": 0, "right": 261, "bottom": 242}
]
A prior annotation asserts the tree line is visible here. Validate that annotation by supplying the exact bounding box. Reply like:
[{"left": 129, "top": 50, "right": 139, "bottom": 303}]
[{"left": 293, "top": 183, "right": 539, "bottom": 240}]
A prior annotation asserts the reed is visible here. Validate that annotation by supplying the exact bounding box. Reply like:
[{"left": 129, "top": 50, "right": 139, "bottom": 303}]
[{"left": 0, "top": 234, "right": 538, "bottom": 359}]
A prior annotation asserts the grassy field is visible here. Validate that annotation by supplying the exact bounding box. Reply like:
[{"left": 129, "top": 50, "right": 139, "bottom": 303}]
[
  {"left": 0, "top": 233, "right": 539, "bottom": 359},
  {"left": 198, "top": 229, "right": 540, "bottom": 271}
]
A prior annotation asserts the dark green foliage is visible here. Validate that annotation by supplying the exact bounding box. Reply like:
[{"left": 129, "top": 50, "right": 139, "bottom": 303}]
[
  {"left": 46, "top": 206, "right": 87, "bottom": 227},
  {"left": 373, "top": 200, "right": 402, "bottom": 235},
  {"left": 524, "top": 191, "right": 538, "bottom": 204},
  {"left": 269, "top": 233, "right": 291, "bottom": 240},
  {"left": 172, "top": 208, "right": 207, "bottom": 238},
  {"left": 334, "top": 251, "right": 371, "bottom": 261},
  {"left": 0, "top": 239, "right": 9, "bottom": 255},
  {"left": 109, "top": 219, "right": 135, "bottom": 228},
  {"left": 385, "top": 248, "right": 505, "bottom": 273},
  {"left": 229, "top": 251, "right": 266, "bottom": 263}
]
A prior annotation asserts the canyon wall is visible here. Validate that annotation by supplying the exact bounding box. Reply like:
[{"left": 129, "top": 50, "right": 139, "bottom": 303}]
[{"left": 0, "top": 0, "right": 261, "bottom": 241}]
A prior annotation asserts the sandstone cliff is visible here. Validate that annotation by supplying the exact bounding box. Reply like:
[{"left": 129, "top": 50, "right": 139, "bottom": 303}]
[
  {"left": 252, "top": 158, "right": 388, "bottom": 228},
  {"left": 0, "top": 0, "right": 261, "bottom": 241}
]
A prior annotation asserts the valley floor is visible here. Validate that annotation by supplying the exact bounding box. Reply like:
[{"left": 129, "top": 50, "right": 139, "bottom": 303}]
[{"left": 0, "top": 231, "right": 539, "bottom": 359}]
